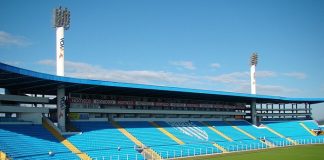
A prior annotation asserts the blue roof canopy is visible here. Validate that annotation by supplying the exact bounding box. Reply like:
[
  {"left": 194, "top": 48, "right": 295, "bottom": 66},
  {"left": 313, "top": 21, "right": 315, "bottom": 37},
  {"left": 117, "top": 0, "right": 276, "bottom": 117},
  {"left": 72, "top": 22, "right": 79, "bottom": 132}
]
[{"left": 0, "top": 62, "right": 323, "bottom": 104}]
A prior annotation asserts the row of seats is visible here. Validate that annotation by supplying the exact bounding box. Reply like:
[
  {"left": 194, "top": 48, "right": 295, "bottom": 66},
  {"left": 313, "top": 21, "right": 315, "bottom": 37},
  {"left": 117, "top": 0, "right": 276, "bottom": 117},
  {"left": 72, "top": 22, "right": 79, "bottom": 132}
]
[
  {"left": 263, "top": 120, "right": 324, "bottom": 144},
  {"left": 118, "top": 121, "right": 268, "bottom": 159},
  {"left": 1, "top": 120, "right": 323, "bottom": 160},
  {"left": 67, "top": 121, "right": 144, "bottom": 160},
  {"left": 0, "top": 124, "right": 78, "bottom": 160},
  {"left": 117, "top": 120, "right": 323, "bottom": 158},
  {"left": 165, "top": 121, "right": 266, "bottom": 151},
  {"left": 117, "top": 121, "right": 200, "bottom": 159},
  {"left": 230, "top": 120, "right": 290, "bottom": 145},
  {"left": 165, "top": 121, "right": 209, "bottom": 141},
  {"left": 302, "top": 120, "right": 321, "bottom": 130}
]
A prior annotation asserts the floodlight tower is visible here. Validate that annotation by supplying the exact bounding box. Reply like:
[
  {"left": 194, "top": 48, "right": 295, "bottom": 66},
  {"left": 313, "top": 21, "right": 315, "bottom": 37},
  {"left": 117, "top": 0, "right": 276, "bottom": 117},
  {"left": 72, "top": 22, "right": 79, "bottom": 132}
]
[
  {"left": 250, "top": 53, "right": 258, "bottom": 125},
  {"left": 250, "top": 53, "right": 258, "bottom": 94},
  {"left": 53, "top": 6, "right": 70, "bottom": 132},
  {"left": 53, "top": 6, "right": 70, "bottom": 76}
]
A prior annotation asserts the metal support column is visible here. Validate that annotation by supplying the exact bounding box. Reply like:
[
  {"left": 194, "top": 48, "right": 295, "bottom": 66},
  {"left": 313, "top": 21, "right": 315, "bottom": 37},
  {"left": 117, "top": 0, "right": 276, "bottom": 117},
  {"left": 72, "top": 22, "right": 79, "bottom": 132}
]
[
  {"left": 291, "top": 103, "right": 294, "bottom": 119},
  {"left": 57, "top": 85, "right": 66, "bottom": 132},
  {"left": 283, "top": 104, "right": 286, "bottom": 119},
  {"left": 272, "top": 104, "right": 274, "bottom": 119},
  {"left": 279, "top": 104, "right": 281, "bottom": 119},
  {"left": 251, "top": 100, "right": 257, "bottom": 125},
  {"left": 266, "top": 104, "right": 269, "bottom": 119}
]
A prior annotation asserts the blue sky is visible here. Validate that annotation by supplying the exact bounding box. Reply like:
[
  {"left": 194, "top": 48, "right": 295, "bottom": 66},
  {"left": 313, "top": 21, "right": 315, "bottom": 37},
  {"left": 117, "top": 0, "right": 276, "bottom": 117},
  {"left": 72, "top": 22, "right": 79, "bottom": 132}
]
[{"left": 1, "top": 0, "right": 324, "bottom": 119}]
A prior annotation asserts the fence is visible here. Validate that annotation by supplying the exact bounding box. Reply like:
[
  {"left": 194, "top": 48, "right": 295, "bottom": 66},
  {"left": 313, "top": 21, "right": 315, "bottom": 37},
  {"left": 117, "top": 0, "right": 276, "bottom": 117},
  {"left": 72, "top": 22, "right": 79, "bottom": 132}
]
[{"left": 91, "top": 137, "right": 324, "bottom": 160}]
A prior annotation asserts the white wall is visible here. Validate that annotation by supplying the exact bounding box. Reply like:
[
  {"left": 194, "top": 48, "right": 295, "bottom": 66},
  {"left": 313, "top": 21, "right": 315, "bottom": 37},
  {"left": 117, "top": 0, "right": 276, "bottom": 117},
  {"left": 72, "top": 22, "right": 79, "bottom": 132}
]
[{"left": 20, "top": 113, "right": 42, "bottom": 124}]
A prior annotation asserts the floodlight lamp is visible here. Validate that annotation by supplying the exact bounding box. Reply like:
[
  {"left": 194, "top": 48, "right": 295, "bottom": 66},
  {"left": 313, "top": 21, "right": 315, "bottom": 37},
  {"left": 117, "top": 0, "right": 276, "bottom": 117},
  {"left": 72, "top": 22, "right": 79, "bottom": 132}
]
[
  {"left": 53, "top": 6, "right": 70, "bottom": 30},
  {"left": 250, "top": 53, "right": 258, "bottom": 66}
]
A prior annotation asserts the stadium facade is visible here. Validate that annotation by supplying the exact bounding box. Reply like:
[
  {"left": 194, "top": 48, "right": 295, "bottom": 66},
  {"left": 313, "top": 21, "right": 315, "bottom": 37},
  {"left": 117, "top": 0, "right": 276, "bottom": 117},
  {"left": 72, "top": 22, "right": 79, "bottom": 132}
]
[{"left": 1, "top": 62, "right": 324, "bottom": 160}]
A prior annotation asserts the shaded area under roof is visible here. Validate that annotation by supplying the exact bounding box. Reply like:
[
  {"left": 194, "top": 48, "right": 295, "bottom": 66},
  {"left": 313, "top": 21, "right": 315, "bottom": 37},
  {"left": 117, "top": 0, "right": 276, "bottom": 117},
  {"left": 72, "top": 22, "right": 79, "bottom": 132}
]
[{"left": 0, "top": 62, "right": 323, "bottom": 104}]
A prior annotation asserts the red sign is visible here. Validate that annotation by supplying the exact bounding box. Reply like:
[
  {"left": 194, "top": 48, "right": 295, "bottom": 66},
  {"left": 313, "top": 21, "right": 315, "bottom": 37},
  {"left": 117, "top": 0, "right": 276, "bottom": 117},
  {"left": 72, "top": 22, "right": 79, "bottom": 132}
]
[
  {"left": 186, "top": 103, "right": 200, "bottom": 107},
  {"left": 117, "top": 100, "right": 134, "bottom": 105},
  {"left": 155, "top": 102, "right": 170, "bottom": 107},
  {"left": 70, "top": 97, "right": 92, "bottom": 104},
  {"left": 135, "top": 101, "right": 154, "bottom": 106},
  {"left": 93, "top": 99, "right": 116, "bottom": 105},
  {"left": 69, "top": 97, "right": 245, "bottom": 109},
  {"left": 170, "top": 103, "right": 186, "bottom": 107}
]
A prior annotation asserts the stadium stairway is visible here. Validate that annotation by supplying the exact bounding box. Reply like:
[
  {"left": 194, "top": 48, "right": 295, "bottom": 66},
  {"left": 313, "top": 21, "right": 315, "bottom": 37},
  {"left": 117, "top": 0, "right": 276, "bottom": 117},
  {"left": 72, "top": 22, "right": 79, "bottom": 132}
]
[
  {"left": 264, "top": 121, "right": 324, "bottom": 144},
  {"left": 155, "top": 121, "right": 227, "bottom": 153},
  {"left": 225, "top": 121, "right": 273, "bottom": 148},
  {"left": 229, "top": 120, "right": 286, "bottom": 147},
  {"left": 42, "top": 118, "right": 91, "bottom": 160},
  {"left": 212, "top": 143, "right": 228, "bottom": 153},
  {"left": 263, "top": 124, "right": 298, "bottom": 145},
  {"left": 0, "top": 123, "right": 79, "bottom": 160},
  {"left": 149, "top": 121, "right": 185, "bottom": 145},
  {"left": 302, "top": 120, "right": 320, "bottom": 130},
  {"left": 111, "top": 121, "right": 162, "bottom": 160},
  {"left": 299, "top": 122, "right": 317, "bottom": 136},
  {"left": 207, "top": 121, "right": 267, "bottom": 151},
  {"left": 117, "top": 121, "right": 222, "bottom": 159},
  {"left": 262, "top": 139, "right": 276, "bottom": 148},
  {"left": 225, "top": 121, "right": 256, "bottom": 140},
  {"left": 302, "top": 121, "right": 324, "bottom": 136},
  {"left": 0, "top": 151, "right": 9, "bottom": 160},
  {"left": 67, "top": 121, "right": 145, "bottom": 160},
  {"left": 199, "top": 121, "right": 233, "bottom": 142}
]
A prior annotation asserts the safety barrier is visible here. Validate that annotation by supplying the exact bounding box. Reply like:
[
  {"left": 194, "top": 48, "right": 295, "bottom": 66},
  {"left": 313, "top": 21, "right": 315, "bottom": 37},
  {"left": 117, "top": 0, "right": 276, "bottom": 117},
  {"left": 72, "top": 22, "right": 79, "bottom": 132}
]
[{"left": 89, "top": 137, "right": 324, "bottom": 160}]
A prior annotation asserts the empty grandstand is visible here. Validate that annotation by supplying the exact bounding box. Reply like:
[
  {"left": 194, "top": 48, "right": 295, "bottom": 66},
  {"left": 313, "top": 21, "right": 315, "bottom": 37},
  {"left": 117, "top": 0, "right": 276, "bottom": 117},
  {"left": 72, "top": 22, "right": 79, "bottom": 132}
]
[{"left": 1, "top": 62, "right": 324, "bottom": 160}]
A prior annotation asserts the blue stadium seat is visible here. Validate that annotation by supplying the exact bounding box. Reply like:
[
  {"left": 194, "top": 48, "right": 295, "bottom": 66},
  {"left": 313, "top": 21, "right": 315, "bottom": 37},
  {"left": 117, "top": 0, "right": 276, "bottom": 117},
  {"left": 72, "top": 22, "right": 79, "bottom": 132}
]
[
  {"left": 2, "top": 120, "right": 322, "bottom": 160},
  {"left": 302, "top": 120, "right": 321, "bottom": 130},
  {"left": 230, "top": 120, "right": 290, "bottom": 146},
  {"left": 67, "top": 121, "right": 144, "bottom": 160},
  {"left": 118, "top": 121, "right": 221, "bottom": 159},
  {"left": 0, "top": 124, "right": 78, "bottom": 160},
  {"left": 263, "top": 120, "right": 324, "bottom": 144},
  {"left": 207, "top": 121, "right": 267, "bottom": 151}
]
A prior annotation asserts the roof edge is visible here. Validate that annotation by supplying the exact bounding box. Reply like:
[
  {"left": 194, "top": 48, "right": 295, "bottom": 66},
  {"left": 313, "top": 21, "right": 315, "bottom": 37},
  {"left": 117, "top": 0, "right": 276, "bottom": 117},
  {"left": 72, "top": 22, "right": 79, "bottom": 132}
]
[{"left": 1, "top": 62, "right": 324, "bottom": 103}]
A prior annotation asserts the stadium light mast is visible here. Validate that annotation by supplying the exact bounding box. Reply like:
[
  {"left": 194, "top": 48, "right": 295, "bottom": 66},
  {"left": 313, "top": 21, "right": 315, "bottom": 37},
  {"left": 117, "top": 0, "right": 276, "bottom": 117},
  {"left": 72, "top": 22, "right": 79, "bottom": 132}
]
[
  {"left": 250, "top": 53, "right": 258, "bottom": 126},
  {"left": 53, "top": 6, "right": 70, "bottom": 76},
  {"left": 53, "top": 6, "right": 70, "bottom": 132},
  {"left": 250, "top": 53, "right": 258, "bottom": 94}
]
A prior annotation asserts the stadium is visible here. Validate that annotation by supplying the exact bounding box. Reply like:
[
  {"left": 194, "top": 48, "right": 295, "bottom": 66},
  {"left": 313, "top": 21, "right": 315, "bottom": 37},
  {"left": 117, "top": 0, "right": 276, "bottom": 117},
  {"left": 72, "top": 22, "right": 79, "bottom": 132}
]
[
  {"left": 1, "top": 4, "right": 324, "bottom": 160},
  {"left": 1, "top": 60, "right": 324, "bottom": 160},
  {"left": 1, "top": 61, "right": 324, "bottom": 160}
]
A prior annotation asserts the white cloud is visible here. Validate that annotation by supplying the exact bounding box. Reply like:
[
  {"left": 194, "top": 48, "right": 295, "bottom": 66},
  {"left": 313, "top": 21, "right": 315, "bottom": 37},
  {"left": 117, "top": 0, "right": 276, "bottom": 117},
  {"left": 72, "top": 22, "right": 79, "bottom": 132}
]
[
  {"left": 207, "top": 70, "right": 276, "bottom": 84},
  {"left": 208, "top": 72, "right": 249, "bottom": 84},
  {"left": 38, "top": 59, "right": 198, "bottom": 85},
  {"left": 231, "top": 83, "right": 300, "bottom": 96},
  {"left": 37, "top": 59, "right": 301, "bottom": 97},
  {"left": 312, "top": 104, "right": 324, "bottom": 122},
  {"left": 257, "top": 71, "right": 277, "bottom": 78},
  {"left": 170, "top": 61, "right": 196, "bottom": 70},
  {"left": 283, "top": 72, "right": 306, "bottom": 79},
  {"left": 257, "top": 84, "right": 299, "bottom": 94},
  {"left": 3, "top": 61, "right": 21, "bottom": 66},
  {"left": 210, "top": 63, "right": 221, "bottom": 69},
  {"left": 320, "top": 85, "right": 324, "bottom": 92},
  {"left": 38, "top": 59, "right": 55, "bottom": 66},
  {"left": 207, "top": 71, "right": 299, "bottom": 96},
  {"left": 0, "top": 31, "right": 30, "bottom": 47}
]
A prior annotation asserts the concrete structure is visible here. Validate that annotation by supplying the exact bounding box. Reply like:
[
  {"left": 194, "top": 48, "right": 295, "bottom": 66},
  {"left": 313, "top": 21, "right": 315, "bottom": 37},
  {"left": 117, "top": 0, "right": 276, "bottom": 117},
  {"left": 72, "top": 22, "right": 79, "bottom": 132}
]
[
  {"left": 53, "top": 6, "right": 70, "bottom": 131},
  {"left": 250, "top": 53, "right": 258, "bottom": 125},
  {"left": 1, "top": 62, "right": 323, "bottom": 127}
]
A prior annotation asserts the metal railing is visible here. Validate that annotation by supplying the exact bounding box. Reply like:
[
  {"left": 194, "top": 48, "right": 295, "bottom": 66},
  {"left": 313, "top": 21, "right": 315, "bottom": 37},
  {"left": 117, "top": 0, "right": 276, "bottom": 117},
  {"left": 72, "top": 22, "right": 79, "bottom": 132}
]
[
  {"left": 90, "top": 138, "right": 324, "bottom": 160},
  {"left": 1, "top": 138, "right": 323, "bottom": 160}
]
